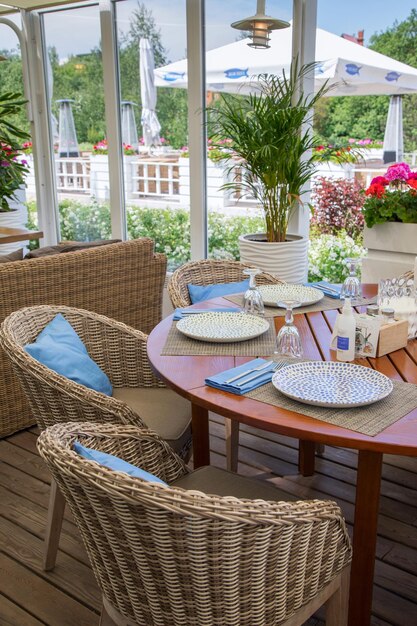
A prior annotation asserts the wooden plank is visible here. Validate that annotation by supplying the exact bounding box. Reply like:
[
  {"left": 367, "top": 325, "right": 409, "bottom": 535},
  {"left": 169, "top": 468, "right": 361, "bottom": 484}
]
[
  {"left": 0, "top": 554, "right": 98, "bottom": 626},
  {"left": 0, "top": 594, "right": 45, "bottom": 626}
]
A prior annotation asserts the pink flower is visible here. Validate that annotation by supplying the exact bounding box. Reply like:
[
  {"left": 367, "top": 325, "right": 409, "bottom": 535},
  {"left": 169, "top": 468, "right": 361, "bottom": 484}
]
[
  {"left": 385, "top": 162, "right": 411, "bottom": 182},
  {"left": 407, "top": 172, "right": 417, "bottom": 181},
  {"left": 348, "top": 138, "right": 356, "bottom": 144}
]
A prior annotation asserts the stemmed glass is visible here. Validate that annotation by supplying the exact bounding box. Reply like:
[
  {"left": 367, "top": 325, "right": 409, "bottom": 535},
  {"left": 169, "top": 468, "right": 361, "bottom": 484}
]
[
  {"left": 341, "top": 258, "right": 362, "bottom": 300},
  {"left": 275, "top": 299, "right": 303, "bottom": 357},
  {"left": 242, "top": 268, "right": 264, "bottom": 316}
]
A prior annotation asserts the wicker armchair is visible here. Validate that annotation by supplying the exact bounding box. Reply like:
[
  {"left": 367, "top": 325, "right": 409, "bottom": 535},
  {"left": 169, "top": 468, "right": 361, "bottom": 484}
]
[
  {"left": 168, "top": 258, "right": 283, "bottom": 309},
  {"left": 37, "top": 421, "right": 352, "bottom": 626},
  {"left": 0, "top": 304, "right": 192, "bottom": 571},
  {"left": 168, "top": 259, "right": 284, "bottom": 472}
]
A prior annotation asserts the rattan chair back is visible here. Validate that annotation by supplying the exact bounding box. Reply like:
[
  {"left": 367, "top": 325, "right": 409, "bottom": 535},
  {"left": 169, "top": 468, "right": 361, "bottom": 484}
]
[
  {"left": 0, "top": 305, "right": 162, "bottom": 432},
  {"left": 38, "top": 421, "right": 352, "bottom": 626},
  {"left": 168, "top": 259, "right": 284, "bottom": 308}
]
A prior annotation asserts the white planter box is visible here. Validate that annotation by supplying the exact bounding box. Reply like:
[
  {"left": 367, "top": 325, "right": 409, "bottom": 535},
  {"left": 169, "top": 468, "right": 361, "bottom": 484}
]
[
  {"left": 239, "top": 233, "right": 309, "bottom": 283},
  {"left": 362, "top": 223, "right": 417, "bottom": 283}
]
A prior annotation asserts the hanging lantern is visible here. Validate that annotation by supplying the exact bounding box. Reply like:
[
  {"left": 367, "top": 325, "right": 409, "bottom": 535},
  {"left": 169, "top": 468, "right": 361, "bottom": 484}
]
[{"left": 231, "top": 0, "right": 289, "bottom": 49}]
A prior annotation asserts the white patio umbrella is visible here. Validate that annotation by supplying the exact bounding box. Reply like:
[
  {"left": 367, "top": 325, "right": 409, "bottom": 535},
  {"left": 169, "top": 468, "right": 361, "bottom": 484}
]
[
  {"left": 383, "top": 95, "right": 404, "bottom": 164},
  {"left": 155, "top": 24, "right": 417, "bottom": 97},
  {"left": 139, "top": 38, "right": 161, "bottom": 147}
]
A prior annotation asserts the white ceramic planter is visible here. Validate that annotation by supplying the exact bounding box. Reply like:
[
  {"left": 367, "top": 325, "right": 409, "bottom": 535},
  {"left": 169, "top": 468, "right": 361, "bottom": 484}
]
[
  {"left": 362, "top": 223, "right": 417, "bottom": 283},
  {"left": 238, "top": 233, "right": 309, "bottom": 283},
  {"left": 0, "top": 187, "right": 29, "bottom": 256}
]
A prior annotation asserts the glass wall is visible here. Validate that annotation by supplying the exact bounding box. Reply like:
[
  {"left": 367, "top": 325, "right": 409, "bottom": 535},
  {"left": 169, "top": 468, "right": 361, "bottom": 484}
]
[
  {"left": 41, "top": 4, "right": 111, "bottom": 242},
  {"left": 116, "top": 0, "right": 190, "bottom": 271}
]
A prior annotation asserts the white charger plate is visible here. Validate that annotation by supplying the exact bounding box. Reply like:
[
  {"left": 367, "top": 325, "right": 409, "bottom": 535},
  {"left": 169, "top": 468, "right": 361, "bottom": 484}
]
[
  {"left": 258, "top": 284, "right": 324, "bottom": 307},
  {"left": 271, "top": 361, "right": 393, "bottom": 408},
  {"left": 176, "top": 311, "right": 269, "bottom": 343}
]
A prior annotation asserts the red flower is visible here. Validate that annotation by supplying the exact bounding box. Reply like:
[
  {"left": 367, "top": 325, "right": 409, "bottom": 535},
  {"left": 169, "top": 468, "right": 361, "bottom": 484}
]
[
  {"left": 365, "top": 183, "right": 386, "bottom": 198},
  {"left": 370, "top": 176, "right": 388, "bottom": 186},
  {"left": 407, "top": 172, "right": 417, "bottom": 181},
  {"left": 407, "top": 178, "right": 417, "bottom": 190}
]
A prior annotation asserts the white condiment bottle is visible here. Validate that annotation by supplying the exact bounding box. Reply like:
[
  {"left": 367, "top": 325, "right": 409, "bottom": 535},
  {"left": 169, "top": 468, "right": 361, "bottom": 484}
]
[{"left": 336, "top": 298, "right": 356, "bottom": 362}]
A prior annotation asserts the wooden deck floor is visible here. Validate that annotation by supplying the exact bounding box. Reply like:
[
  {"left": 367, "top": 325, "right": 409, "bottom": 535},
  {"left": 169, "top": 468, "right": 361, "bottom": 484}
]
[{"left": 0, "top": 418, "right": 416, "bottom": 626}]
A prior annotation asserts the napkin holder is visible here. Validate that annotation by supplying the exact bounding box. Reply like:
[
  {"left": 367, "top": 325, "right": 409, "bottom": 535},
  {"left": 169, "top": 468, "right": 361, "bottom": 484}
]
[{"left": 377, "top": 319, "right": 408, "bottom": 357}]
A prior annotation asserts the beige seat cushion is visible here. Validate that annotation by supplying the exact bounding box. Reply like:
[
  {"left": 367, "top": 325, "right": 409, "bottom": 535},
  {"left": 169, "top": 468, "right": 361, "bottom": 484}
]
[
  {"left": 172, "top": 466, "right": 296, "bottom": 502},
  {"left": 112, "top": 387, "right": 191, "bottom": 453}
]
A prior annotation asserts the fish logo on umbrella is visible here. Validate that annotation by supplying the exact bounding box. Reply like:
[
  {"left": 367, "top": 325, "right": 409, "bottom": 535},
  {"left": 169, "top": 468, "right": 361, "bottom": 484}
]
[
  {"left": 385, "top": 71, "right": 401, "bottom": 82},
  {"left": 224, "top": 68, "right": 249, "bottom": 79},
  {"left": 163, "top": 72, "right": 186, "bottom": 82},
  {"left": 345, "top": 63, "right": 361, "bottom": 76},
  {"left": 315, "top": 63, "right": 325, "bottom": 75}
]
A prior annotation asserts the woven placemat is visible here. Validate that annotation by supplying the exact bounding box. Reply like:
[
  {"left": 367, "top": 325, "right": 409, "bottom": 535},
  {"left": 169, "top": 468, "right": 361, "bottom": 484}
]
[
  {"left": 224, "top": 293, "right": 377, "bottom": 318},
  {"left": 161, "top": 322, "right": 277, "bottom": 356},
  {"left": 246, "top": 379, "right": 417, "bottom": 436}
]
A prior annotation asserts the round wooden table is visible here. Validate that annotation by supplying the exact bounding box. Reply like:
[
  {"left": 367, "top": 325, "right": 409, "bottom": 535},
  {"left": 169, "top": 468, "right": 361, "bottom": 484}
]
[{"left": 147, "top": 285, "right": 417, "bottom": 626}]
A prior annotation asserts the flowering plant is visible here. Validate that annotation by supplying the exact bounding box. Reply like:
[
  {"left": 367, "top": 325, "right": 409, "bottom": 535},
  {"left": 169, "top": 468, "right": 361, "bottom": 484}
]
[
  {"left": 308, "top": 231, "right": 366, "bottom": 283},
  {"left": 348, "top": 138, "right": 383, "bottom": 149},
  {"left": 92, "top": 139, "right": 138, "bottom": 156},
  {"left": 362, "top": 162, "right": 417, "bottom": 227},
  {"left": 312, "top": 143, "right": 360, "bottom": 164},
  {"left": 0, "top": 92, "right": 31, "bottom": 211}
]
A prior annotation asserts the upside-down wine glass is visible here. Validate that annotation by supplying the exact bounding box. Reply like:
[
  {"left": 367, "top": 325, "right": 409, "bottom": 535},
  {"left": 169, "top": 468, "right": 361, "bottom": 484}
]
[
  {"left": 275, "top": 299, "right": 303, "bottom": 357},
  {"left": 242, "top": 268, "right": 264, "bottom": 316},
  {"left": 340, "top": 258, "right": 362, "bottom": 300}
]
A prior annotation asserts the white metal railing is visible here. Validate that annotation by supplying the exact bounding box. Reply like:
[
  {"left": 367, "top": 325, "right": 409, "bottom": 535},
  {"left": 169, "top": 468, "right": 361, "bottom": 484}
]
[
  {"left": 130, "top": 160, "right": 180, "bottom": 200},
  {"left": 56, "top": 158, "right": 90, "bottom": 193}
]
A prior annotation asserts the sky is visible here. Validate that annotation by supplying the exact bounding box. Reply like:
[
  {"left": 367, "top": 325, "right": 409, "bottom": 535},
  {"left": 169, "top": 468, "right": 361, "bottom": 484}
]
[{"left": 0, "top": 0, "right": 416, "bottom": 64}]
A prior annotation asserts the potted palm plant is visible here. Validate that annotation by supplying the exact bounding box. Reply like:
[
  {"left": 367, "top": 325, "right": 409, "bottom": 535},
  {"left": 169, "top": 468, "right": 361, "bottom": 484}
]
[{"left": 208, "top": 63, "right": 328, "bottom": 282}]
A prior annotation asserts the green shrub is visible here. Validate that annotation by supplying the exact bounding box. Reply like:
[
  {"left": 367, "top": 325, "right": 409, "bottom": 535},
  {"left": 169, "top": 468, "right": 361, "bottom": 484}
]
[{"left": 308, "top": 231, "right": 366, "bottom": 283}]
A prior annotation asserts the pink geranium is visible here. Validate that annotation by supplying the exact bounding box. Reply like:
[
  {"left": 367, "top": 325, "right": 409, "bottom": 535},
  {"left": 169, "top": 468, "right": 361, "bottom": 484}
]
[
  {"left": 370, "top": 176, "right": 388, "bottom": 186},
  {"left": 385, "top": 162, "right": 411, "bottom": 182}
]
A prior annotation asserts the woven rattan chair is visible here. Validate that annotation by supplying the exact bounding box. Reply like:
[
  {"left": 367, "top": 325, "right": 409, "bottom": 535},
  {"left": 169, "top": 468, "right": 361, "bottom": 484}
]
[
  {"left": 37, "top": 421, "right": 352, "bottom": 626},
  {"left": 168, "top": 259, "right": 284, "bottom": 472},
  {"left": 168, "top": 258, "right": 283, "bottom": 309},
  {"left": 0, "top": 304, "right": 192, "bottom": 571}
]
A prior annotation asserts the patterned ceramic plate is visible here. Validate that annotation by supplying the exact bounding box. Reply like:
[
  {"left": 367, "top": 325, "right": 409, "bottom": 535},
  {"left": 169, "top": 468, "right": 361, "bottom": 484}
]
[
  {"left": 271, "top": 361, "right": 393, "bottom": 408},
  {"left": 258, "top": 284, "right": 324, "bottom": 307},
  {"left": 176, "top": 312, "right": 270, "bottom": 343}
]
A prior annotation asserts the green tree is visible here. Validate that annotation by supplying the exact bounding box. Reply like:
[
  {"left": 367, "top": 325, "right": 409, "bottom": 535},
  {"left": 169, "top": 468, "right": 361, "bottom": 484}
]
[{"left": 314, "top": 9, "right": 417, "bottom": 151}]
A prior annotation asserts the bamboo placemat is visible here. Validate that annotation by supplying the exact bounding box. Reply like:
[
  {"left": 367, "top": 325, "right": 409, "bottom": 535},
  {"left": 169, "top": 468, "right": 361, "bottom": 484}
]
[
  {"left": 246, "top": 379, "right": 417, "bottom": 436},
  {"left": 224, "top": 293, "right": 377, "bottom": 318},
  {"left": 161, "top": 322, "right": 277, "bottom": 356}
]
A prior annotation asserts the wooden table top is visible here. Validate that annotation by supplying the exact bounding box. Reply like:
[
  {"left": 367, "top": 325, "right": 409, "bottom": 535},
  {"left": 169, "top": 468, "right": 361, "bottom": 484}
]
[
  {"left": 0, "top": 226, "right": 44, "bottom": 244},
  {"left": 148, "top": 285, "right": 417, "bottom": 458}
]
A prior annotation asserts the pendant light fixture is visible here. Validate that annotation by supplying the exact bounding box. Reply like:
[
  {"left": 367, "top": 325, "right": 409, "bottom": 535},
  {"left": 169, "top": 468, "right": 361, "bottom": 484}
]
[{"left": 231, "top": 0, "right": 290, "bottom": 49}]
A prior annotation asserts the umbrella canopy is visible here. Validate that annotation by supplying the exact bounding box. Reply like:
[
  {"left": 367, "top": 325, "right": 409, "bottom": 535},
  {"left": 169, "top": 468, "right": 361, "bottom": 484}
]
[
  {"left": 140, "top": 38, "right": 161, "bottom": 147},
  {"left": 383, "top": 95, "right": 404, "bottom": 164},
  {"left": 155, "top": 25, "right": 417, "bottom": 97}
]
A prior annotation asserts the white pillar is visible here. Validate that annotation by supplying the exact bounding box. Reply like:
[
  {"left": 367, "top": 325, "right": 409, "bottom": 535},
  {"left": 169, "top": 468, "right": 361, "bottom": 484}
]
[
  {"left": 99, "top": 0, "right": 126, "bottom": 240},
  {"left": 186, "top": 0, "right": 207, "bottom": 260},
  {"left": 288, "top": 0, "right": 317, "bottom": 239}
]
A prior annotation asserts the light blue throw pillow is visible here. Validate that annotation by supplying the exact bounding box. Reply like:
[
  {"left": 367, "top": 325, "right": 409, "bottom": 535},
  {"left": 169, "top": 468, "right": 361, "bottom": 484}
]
[
  {"left": 73, "top": 442, "right": 167, "bottom": 485},
  {"left": 25, "top": 314, "right": 112, "bottom": 396},
  {"left": 188, "top": 279, "right": 250, "bottom": 304}
]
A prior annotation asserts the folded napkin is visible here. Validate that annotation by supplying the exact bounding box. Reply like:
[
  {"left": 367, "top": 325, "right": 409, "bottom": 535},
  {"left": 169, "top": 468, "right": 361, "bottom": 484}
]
[
  {"left": 205, "top": 358, "right": 275, "bottom": 396},
  {"left": 307, "top": 281, "right": 342, "bottom": 299},
  {"left": 173, "top": 307, "right": 240, "bottom": 320}
]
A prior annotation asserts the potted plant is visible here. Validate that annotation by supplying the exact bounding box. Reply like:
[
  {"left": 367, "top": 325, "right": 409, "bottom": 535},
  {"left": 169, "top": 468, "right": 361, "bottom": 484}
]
[
  {"left": 362, "top": 162, "right": 417, "bottom": 282},
  {"left": 207, "top": 63, "right": 328, "bottom": 282},
  {"left": 0, "top": 91, "right": 30, "bottom": 213}
]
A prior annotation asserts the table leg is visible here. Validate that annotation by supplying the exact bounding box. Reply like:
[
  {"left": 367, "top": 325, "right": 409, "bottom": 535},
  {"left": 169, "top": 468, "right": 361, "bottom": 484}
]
[
  {"left": 191, "top": 403, "right": 210, "bottom": 468},
  {"left": 298, "top": 440, "right": 316, "bottom": 476},
  {"left": 348, "top": 450, "right": 383, "bottom": 626}
]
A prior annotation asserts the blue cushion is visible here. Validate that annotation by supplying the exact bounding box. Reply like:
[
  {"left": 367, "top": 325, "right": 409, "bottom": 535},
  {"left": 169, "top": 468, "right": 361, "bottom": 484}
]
[
  {"left": 25, "top": 314, "right": 112, "bottom": 396},
  {"left": 73, "top": 442, "right": 167, "bottom": 484},
  {"left": 188, "top": 279, "right": 250, "bottom": 304}
]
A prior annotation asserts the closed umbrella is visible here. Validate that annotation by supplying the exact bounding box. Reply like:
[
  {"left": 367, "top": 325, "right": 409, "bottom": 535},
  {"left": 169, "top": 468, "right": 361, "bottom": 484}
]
[{"left": 139, "top": 38, "right": 161, "bottom": 148}]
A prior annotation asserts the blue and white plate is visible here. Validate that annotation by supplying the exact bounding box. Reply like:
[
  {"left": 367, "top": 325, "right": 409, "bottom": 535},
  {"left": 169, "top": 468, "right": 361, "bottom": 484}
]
[
  {"left": 271, "top": 361, "right": 393, "bottom": 408},
  {"left": 176, "top": 311, "right": 270, "bottom": 343}
]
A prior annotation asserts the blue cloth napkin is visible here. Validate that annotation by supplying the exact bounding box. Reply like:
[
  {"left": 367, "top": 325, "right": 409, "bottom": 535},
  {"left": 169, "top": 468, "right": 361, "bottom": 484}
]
[
  {"left": 205, "top": 358, "right": 275, "bottom": 396},
  {"left": 307, "top": 281, "right": 342, "bottom": 299},
  {"left": 173, "top": 307, "right": 240, "bottom": 320}
]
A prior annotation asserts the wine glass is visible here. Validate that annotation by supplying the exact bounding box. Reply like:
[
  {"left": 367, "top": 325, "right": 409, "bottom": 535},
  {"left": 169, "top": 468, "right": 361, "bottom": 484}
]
[
  {"left": 275, "top": 299, "right": 303, "bottom": 357},
  {"left": 242, "top": 268, "right": 264, "bottom": 316},
  {"left": 341, "top": 258, "right": 362, "bottom": 300}
]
